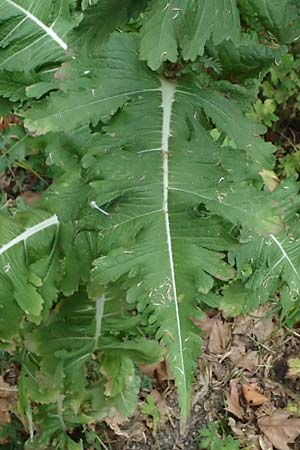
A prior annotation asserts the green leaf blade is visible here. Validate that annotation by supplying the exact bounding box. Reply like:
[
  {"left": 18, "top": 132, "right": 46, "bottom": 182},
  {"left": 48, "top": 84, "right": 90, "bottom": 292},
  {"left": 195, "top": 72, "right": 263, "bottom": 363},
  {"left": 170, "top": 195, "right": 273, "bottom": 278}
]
[{"left": 181, "top": 0, "right": 240, "bottom": 61}]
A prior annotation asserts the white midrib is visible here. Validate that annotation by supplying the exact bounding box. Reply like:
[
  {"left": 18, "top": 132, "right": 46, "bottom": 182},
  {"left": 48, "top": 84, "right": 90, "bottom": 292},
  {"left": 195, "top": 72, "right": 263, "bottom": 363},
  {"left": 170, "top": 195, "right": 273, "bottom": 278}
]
[
  {"left": 94, "top": 295, "right": 105, "bottom": 350},
  {"left": 269, "top": 234, "right": 300, "bottom": 281},
  {"left": 161, "top": 79, "right": 186, "bottom": 389},
  {"left": 4, "top": 0, "right": 67, "bottom": 50},
  {"left": 0, "top": 215, "right": 59, "bottom": 256}
]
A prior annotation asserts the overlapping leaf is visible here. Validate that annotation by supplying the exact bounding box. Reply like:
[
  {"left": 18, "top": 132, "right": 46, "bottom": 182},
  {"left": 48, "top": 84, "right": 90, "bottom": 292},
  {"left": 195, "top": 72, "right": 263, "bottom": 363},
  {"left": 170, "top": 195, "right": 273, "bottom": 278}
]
[
  {"left": 0, "top": 212, "right": 58, "bottom": 323},
  {"left": 0, "top": 208, "right": 96, "bottom": 345},
  {"left": 70, "top": 0, "right": 149, "bottom": 54},
  {"left": 0, "top": 0, "right": 78, "bottom": 104},
  {"left": 223, "top": 182, "right": 300, "bottom": 317},
  {"left": 139, "top": 0, "right": 188, "bottom": 70},
  {"left": 20, "top": 291, "right": 162, "bottom": 444},
  {"left": 241, "top": 0, "right": 300, "bottom": 44},
  {"left": 206, "top": 36, "right": 286, "bottom": 81},
  {"left": 139, "top": 0, "right": 241, "bottom": 69}
]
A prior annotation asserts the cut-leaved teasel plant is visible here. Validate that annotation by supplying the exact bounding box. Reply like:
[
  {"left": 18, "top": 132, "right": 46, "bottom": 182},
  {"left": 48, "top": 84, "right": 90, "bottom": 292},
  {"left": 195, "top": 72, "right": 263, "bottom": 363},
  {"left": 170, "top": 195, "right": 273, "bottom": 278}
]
[{"left": 0, "top": 0, "right": 299, "bottom": 447}]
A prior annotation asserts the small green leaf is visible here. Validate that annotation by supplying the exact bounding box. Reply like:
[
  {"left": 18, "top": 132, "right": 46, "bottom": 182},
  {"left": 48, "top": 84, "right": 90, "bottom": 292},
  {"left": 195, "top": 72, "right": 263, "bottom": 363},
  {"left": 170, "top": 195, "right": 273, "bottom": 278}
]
[
  {"left": 140, "top": 0, "right": 187, "bottom": 70},
  {"left": 141, "top": 395, "right": 160, "bottom": 437},
  {"left": 287, "top": 358, "right": 300, "bottom": 379}
]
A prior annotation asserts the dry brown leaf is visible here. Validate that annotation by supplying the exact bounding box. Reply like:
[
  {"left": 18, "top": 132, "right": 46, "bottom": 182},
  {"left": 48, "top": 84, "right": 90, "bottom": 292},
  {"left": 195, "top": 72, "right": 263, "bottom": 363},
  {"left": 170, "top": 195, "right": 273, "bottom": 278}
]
[
  {"left": 253, "top": 314, "right": 274, "bottom": 341},
  {"left": 103, "top": 412, "right": 147, "bottom": 442},
  {"left": 193, "top": 315, "right": 215, "bottom": 337},
  {"left": 259, "top": 169, "right": 279, "bottom": 192},
  {"left": 259, "top": 435, "right": 273, "bottom": 450},
  {"left": 226, "top": 379, "right": 243, "bottom": 419},
  {"left": 258, "top": 410, "right": 300, "bottom": 450},
  {"left": 230, "top": 345, "right": 258, "bottom": 372},
  {"left": 233, "top": 316, "right": 253, "bottom": 336},
  {"left": 103, "top": 411, "right": 128, "bottom": 430},
  {"left": 21, "top": 191, "right": 41, "bottom": 204},
  {"left": 233, "top": 306, "right": 274, "bottom": 341},
  {"left": 207, "top": 318, "right": 231, "bottom": 354},
  {"left": 228, "top": 417, "right": 244, "bottom": 437},
  {"left": 0, "top": 376, "right": 17, "bottom": 427},
  {"left": 140, "top": 360, "right": 173, "bottom": 382},
  {"left": 242, "top": 383, "right": 268, "bottom": 406},
  {"left": 0, "top": 403, "right": 10, "bottom": 427},
  {"left": 0, "top": 115, "right": 20, "bottom": 131}
]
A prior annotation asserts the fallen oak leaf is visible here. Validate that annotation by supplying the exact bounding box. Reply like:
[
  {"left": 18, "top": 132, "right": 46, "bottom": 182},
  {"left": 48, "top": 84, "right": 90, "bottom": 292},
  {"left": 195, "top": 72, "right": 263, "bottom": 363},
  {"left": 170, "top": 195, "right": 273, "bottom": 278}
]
[
  {"left": 258, "top": 409, "right": 300, "bottom": 450},
  {"left": 242, "top": 383, "right": 268, "bottom": 406},
  {"left": 193, "top": 311, "right": 218, "bottom": 336},
  {"left": 233, "top": 306, "right": 274, "bottom": 341},
  {"left": 252, "top": 313, "right": 274, "bottom": 341},
  {"left": 103, "top": 411, "right": 128, "bottom": 430},
  {"left": 226, "top": 379, "right": 243, "bottom": 419},
  {"left": 230, "top": 344, "right": 258, "bottom": 372},
  {"left": 207, "top": 317, "right": 231, "bottom": 354}
]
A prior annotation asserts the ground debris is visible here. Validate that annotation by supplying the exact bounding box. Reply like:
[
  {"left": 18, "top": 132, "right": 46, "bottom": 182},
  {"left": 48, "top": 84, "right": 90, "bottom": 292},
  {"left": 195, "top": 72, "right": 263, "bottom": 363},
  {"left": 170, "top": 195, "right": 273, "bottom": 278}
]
[
  {"left": 0, "top": 375, "right": 18, "bottom": 444},
  {"left": 106, "top": 306, "right": 300, "bottom": 450},
  {"left": 258, "top": 409, "right": 300, "bottom": 450},
  {"left": 242, "top": 383, "right": 269, "bottom": 406},
  {"left": 226, "top": 379, "right": 243, "bottom": 419}
]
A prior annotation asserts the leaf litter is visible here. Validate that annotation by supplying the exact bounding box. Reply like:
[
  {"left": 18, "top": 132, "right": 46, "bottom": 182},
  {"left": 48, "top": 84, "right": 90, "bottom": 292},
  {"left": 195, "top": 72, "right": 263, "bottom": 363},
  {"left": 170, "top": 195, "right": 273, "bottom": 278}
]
[
  {"left": 103, "top": 305, "right": 300, "bottom": 450},
  {"left": 0, "top": 375, "right": 18, "bottom": 444}
]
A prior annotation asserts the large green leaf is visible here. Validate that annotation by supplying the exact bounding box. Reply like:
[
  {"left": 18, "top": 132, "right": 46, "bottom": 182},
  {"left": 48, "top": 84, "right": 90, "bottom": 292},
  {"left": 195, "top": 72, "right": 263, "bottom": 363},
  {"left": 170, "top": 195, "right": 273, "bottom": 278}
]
[
  {"left": 23, "top": 32, "right": 282, "bottom": 424},
  {"left": 25, "top": 35, "right": 159, "bottom": 133},
  {"left": 25, "top": 33, "right": 276, "bottom": 171}
]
